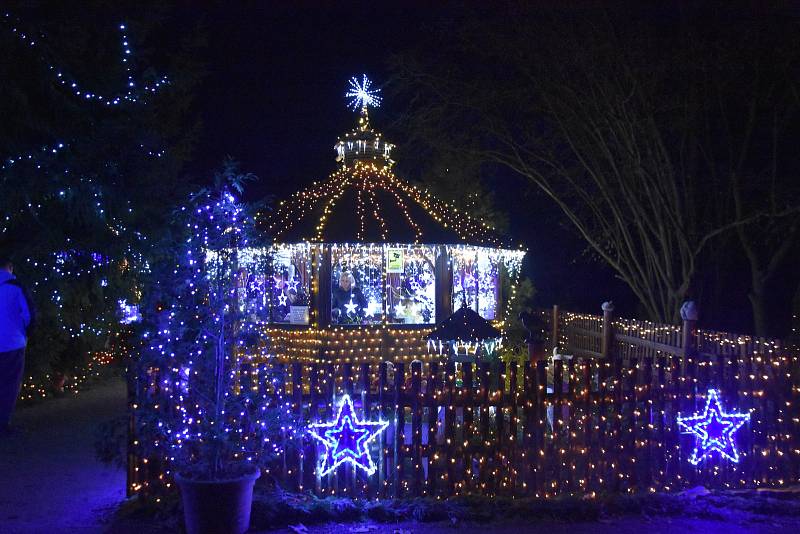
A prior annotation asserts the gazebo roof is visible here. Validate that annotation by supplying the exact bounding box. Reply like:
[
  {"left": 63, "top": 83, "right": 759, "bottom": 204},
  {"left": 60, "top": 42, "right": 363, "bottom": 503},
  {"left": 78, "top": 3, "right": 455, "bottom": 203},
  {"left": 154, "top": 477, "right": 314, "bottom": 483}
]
[
  {"left": 427, "top": 304, "right": 502, "bottom": 342},
  {"left": 259, "top": 162, "right": 508, "bottom": 246},
  {"left": 258, "top": 77, "right": 511, "bottom": 248}
]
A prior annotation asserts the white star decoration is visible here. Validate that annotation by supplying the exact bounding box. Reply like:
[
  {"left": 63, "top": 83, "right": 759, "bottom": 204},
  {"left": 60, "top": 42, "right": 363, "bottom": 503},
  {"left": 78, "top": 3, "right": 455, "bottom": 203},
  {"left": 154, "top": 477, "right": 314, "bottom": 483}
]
[
  {"left": 344, "top": 295, "right": 359, "bottom": 315},
  {"left": 677, "top": 388, "right": 750, "bottom": 465},
  {"left": 277, "top": 293, "right": 287, "bottom": 306},
  {"left": 345, "top": 74, "right": 382, "bottom": 111},
  {"left": 365, "top": 298, "right": 382, "bottom": 317}
]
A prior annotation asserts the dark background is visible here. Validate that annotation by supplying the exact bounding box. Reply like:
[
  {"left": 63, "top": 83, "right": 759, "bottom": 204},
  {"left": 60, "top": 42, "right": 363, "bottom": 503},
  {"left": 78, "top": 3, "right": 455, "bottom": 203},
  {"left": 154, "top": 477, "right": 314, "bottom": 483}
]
[{"left": 5, "top": 1, "right": 797, "bottom": 335}]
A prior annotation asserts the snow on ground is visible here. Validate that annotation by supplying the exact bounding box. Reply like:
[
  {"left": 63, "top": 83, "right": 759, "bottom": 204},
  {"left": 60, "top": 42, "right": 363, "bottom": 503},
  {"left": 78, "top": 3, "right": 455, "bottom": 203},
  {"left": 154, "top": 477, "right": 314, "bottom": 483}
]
[{"left": 0, "top": 376, "right": 127, "bottom": 534}]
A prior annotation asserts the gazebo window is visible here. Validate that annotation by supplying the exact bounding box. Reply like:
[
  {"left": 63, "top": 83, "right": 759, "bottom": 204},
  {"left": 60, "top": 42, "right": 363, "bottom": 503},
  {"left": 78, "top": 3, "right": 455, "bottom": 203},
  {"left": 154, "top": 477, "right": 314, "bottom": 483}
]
[
  {"left": 213, "top": 248, "right": 271, "bottom": 323},
  {"left": 386, "top": 245, "right": 436, "bottom": 324},
  {"left": 331, "top": 244, "right": 383, "bottom": 325},
  {"left": 450, "top": 247, "right": 500, "bottom": 320},
  {"left": 269, "top": 244, "right": 311, "bottom": 325}
]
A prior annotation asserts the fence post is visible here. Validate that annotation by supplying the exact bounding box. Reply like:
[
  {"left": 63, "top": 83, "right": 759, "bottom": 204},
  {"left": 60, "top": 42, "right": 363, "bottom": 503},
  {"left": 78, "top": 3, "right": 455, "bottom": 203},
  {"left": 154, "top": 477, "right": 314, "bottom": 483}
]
[
  {"left": 680, "top": 301, "right": 699, "bottom": 358},
  {"left": 126, "top": 370, "right": 137, "bottom": 497},
  {"left": 601, "top": 301, "right": 615, "bottom": 360},
  {"left": 292, "top": 362, "right": 303, "bottom": 492},
  {"left": 551, "top": 304, "right": 559, "bottom": 352},
  {"left": 393, "top": 362, "right": 405, "bottom": 498}
]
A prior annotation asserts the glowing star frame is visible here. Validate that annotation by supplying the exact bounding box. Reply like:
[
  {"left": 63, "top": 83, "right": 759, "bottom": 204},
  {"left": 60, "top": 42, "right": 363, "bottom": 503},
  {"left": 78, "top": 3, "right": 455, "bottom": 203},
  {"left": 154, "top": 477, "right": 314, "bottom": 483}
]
[
  {"left": 345, "top": 74, "right": 382, "bottom": 111},
  {"left": 308, "top": 394, "right": 389, "bottom": 476},
  {"left": 677, "top": 388, "right": 751, "bottom": 465}
]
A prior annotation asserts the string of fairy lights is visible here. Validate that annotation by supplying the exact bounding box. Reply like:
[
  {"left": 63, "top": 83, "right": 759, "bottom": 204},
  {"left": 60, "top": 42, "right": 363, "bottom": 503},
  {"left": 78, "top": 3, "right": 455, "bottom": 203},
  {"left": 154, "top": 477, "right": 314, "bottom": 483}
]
[
  {"left": 131, "top": 188, "right": 304, "bottom": 500},
  {"left": 3, "top": 13, "right": 169, "bottom": 105},
  {"left": 1, "top": 14, "right": 177, "bottom": 405},
  {"left": 556, "top": 309, "right": 788, "bottom": 360},
  {"left": 18, "top": 348, "right": 119, "bottom": 401},
  {"left": 265, "top": 161, "right": 506, "bottom": 246},
  {"left": 132, "top": 344, "right": 798, "bottom": 498},
  {"left": 264, "top": 76, "right": 507, "bottom": 247}
]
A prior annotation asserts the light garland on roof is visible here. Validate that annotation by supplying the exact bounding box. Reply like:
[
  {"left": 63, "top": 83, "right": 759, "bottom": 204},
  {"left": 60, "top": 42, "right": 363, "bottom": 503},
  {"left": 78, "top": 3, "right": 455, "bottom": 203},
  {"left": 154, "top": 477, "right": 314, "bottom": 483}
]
[
  {"left": 263, "top": 74, "right": 514, "bottom": 247},
  {"left": 264, "top": 161, "right": 509, "bottom": 246}
]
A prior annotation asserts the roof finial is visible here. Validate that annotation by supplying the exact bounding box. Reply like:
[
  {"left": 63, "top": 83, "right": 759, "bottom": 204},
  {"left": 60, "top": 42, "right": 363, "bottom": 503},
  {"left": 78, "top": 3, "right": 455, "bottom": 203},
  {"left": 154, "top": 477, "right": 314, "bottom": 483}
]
[{"left": 346, "top": 74, "right": 381, "bottom": 131}]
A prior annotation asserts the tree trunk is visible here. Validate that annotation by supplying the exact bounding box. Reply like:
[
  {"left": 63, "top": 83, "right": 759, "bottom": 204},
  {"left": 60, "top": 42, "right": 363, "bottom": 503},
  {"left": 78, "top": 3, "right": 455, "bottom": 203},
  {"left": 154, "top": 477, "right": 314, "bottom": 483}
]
[{"left": 748, "top": 275, "right": 768, "bottom": 337}]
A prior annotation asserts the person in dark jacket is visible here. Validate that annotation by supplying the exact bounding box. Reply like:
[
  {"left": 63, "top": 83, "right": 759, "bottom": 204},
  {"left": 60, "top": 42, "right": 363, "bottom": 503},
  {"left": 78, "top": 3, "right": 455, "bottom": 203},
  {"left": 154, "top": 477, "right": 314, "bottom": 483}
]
[
  {"left": 331, "top": 271, "right": 367, "bottom": 324},
  {"left": 0, "top": 256, "right": 30, "bottom": 433}
]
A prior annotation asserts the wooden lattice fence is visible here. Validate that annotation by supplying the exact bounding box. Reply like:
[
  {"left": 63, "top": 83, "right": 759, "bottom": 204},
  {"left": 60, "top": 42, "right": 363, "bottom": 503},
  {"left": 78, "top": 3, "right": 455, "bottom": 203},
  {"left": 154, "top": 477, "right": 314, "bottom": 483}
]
[
  {"left": 257, "top": 351, "right": 800, "bottom": 498},
  {"left": 129, "top": 305, "right": 800, "bottom": 499}
]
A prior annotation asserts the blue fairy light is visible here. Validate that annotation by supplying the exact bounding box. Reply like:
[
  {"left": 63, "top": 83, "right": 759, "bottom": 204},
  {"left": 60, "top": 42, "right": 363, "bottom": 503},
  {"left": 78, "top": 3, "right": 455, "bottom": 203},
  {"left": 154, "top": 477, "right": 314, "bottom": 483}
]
[{"left": 677, "top": 388, "right": 751, "bottom": 465}]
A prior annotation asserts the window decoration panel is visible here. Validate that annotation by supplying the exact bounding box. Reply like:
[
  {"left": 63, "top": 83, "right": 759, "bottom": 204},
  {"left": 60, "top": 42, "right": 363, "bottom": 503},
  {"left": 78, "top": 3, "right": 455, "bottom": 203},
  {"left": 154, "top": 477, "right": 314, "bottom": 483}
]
[
  {"left": 450, "top": 247, "right": 500, "bottom": 320},
  {"left": 331, "top": 245, "right": 383, "bottom": 325},
  {"left": 270, "top": 244, "right": 311, "bottom": 325},
  {"left": 386, "top": 245, "right": 436, "bottom": 324},
  {"left": 228, "top": 248, "right": 272, "bottom": 324}
]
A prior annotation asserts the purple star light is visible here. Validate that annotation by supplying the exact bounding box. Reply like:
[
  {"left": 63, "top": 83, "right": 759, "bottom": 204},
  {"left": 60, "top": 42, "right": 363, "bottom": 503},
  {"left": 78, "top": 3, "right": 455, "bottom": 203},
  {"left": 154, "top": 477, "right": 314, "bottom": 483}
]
[
  {"left": 677, "top": 388, "right": 750, "bottom": 465},
  {"left": 308, "top": 394, "right": 388, "bottom": 476}
]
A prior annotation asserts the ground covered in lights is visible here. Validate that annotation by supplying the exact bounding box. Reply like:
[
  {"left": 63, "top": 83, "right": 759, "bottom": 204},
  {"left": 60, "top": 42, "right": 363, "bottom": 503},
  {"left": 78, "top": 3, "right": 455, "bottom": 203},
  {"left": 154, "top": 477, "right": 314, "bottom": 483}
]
[{"left": 1, "top": 377, "right": 798, "bottom": 533}]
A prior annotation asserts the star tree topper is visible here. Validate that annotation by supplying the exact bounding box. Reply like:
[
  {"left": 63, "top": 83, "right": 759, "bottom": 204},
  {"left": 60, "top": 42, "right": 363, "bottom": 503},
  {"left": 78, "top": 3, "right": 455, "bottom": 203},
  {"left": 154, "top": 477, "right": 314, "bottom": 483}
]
[
  {"left": 345, "top": 74, "right": 382, "bottom": 111},
  {"left": 677, "top": 388, "right": 750, "bottom": 465},
  {"left": 308, "top": 394, "right": 389, "bottom": 476}
]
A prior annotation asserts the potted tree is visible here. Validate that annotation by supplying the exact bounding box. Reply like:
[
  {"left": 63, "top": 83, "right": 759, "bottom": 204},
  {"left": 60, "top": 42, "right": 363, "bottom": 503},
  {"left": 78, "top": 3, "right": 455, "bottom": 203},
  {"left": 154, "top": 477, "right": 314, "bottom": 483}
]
[{"left": 134, "top": 163, "right": 290, "bottom": 534}]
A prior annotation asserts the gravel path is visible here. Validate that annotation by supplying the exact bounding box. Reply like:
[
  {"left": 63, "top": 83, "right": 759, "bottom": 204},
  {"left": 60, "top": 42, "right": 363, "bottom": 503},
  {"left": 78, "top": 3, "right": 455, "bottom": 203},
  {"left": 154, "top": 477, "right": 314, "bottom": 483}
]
[{"left": 0, "top": 376, "right": 127, "bottom": 533}]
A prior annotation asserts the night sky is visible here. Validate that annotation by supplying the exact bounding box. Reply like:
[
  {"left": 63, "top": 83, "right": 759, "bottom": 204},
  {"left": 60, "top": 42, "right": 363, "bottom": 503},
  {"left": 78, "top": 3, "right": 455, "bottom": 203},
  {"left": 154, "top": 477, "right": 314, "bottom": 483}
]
[{"left": 186, "top": 2, "right": 429, "bottom": 196}]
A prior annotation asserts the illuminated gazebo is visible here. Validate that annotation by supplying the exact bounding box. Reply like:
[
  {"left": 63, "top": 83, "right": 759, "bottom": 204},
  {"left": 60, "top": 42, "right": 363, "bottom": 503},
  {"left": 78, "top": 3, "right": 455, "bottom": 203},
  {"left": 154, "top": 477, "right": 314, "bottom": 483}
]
[{"left": 240, "top": 76, "right": 525, "bottom": 365}]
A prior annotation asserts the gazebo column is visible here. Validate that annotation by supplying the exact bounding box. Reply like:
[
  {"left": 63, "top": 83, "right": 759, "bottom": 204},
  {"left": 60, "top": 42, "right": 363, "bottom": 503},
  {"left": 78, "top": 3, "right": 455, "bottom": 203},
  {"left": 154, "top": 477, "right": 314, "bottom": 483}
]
[
  {"left": 497, "top": 263, "right": 505, "bottom": 321},
  {"left": 435, "top": 246, "right": 452, "bottom": 324},
  {"left": 316, "top": 245, "right": 332, "bottom": 327}
]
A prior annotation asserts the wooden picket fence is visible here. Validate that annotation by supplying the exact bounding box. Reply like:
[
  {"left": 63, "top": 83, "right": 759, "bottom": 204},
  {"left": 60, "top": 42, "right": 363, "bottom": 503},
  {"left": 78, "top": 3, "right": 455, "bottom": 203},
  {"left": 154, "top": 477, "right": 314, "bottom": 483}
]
[
  {"left": 128, "top": 305, "right": 800, "bottom": 498},
  {"left": 265, "top": 350, "right": 799, "bottom": 498}
]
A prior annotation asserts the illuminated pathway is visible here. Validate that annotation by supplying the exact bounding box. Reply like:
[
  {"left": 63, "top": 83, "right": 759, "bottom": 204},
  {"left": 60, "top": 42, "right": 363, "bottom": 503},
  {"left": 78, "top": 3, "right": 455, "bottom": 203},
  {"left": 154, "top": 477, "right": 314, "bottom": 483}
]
[{"left": 0, "top": 377, "right": 126, "bottom": 533}]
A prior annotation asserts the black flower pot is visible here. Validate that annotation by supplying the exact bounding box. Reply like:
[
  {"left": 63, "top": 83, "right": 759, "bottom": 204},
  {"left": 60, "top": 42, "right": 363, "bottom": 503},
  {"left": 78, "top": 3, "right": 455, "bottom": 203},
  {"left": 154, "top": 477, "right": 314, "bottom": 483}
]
[{"left": 175, "top": 470, "right": 260, "bottom": 534}]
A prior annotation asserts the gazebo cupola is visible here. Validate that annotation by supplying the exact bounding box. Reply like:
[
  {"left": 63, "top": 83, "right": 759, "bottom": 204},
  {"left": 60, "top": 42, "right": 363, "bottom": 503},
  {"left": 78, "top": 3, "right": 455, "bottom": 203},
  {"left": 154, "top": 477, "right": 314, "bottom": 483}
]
[{"left": 335, "top": 75, "right": 395, "bottom": 169}]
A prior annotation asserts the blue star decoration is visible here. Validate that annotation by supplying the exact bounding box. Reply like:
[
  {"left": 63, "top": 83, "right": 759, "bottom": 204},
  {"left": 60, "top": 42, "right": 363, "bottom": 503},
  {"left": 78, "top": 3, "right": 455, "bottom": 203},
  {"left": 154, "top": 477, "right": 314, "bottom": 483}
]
[
  {"left": 677, "top": 388, "right": 751, "bottom": 465},
  {"left": 308, "top": 394, "right": 389, "bottom": 476}
]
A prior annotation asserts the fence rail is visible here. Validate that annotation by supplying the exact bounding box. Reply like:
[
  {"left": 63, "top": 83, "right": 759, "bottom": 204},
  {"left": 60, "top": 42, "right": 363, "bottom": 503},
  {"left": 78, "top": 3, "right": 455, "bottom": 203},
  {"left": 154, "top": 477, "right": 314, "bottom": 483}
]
[{"left": 539, "top": 305, "right": 786, "bottom": 361}]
